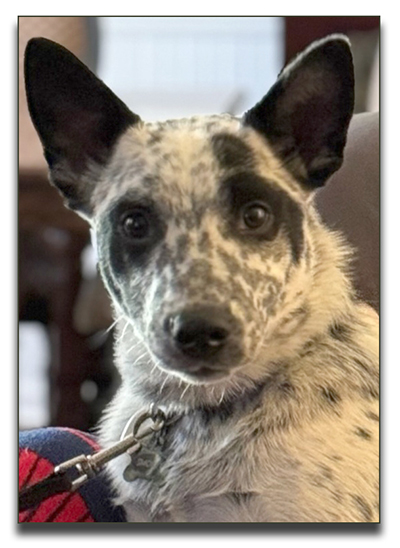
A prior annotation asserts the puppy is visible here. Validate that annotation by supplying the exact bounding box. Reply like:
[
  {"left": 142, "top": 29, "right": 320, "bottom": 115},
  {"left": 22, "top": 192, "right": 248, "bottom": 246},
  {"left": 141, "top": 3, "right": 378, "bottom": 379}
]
[{"left": 24, "top": 34, "right": 379, "bottom": 522}]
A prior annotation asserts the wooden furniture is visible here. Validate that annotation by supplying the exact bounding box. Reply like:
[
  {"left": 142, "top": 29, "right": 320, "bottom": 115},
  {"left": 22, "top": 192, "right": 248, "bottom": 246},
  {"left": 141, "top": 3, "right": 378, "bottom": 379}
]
[{"left": 19, "top": 17, "right": 99, "bottom": 429}]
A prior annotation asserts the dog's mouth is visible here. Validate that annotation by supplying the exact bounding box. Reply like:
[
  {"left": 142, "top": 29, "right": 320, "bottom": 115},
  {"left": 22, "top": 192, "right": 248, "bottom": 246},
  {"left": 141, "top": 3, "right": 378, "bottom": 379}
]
[
  {"left": 154, "top": 356, "right": 233, "bottom": 384},
  {"left": 180, "top": 365, "right": 232, "bottom": 383}
]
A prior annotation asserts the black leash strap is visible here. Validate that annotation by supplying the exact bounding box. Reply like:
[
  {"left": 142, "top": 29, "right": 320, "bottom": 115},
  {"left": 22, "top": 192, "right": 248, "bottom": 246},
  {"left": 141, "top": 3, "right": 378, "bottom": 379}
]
[{"left": 19, "top": 471, "right": 73, "bottom": 512}]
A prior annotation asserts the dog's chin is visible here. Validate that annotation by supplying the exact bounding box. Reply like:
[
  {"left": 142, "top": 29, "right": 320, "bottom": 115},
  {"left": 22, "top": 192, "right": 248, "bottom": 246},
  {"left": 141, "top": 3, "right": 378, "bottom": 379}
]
[
  {"left": 154, "top": 357, "right": 233, "bottom": 385},
  {"left": 177, "top": 367, "right": 232, "bottom": 385}
]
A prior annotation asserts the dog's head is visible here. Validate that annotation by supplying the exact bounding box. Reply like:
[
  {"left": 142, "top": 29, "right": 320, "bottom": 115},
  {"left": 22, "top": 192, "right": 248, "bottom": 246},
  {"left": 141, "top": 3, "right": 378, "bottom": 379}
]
[{"left": 25, "top": 35, "right": 354, "bottom": 385}]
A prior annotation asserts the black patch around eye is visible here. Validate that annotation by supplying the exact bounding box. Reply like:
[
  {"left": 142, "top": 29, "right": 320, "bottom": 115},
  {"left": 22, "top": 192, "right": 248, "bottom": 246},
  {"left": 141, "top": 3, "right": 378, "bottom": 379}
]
[
  {"left": 211, "top": 133, "right": 255, "bottom": 171},
  {"left": 99, "top": 196, "right": 165, "bottom": 278},
  {"left": 220, "top": 171, "right": 304, "bottom": 262}
]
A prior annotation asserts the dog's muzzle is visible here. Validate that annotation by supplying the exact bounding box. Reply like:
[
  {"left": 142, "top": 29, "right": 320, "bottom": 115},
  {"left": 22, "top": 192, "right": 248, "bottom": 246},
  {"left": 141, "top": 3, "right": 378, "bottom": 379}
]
[{"left": 154, "top": 305, "right": 243, "bottom": 381}]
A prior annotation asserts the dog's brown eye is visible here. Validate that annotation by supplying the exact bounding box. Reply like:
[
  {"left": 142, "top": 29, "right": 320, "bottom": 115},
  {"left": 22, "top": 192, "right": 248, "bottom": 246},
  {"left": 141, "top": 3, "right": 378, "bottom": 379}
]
[
  {"left": 121, "top": 211, "right": 150, "bottom": 240},
  {"left": 242, "top": 203, "right": 272, "bottom": 230}
]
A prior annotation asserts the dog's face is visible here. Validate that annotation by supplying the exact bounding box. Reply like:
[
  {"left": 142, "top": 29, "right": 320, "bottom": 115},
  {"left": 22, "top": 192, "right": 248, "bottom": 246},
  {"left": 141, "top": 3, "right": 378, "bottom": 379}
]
[
  {"left": 25, "top": 35, "right": 354, "bottom": 385},
  {"left": 93, "top": 116, "right": 306, "bottom": 383}
]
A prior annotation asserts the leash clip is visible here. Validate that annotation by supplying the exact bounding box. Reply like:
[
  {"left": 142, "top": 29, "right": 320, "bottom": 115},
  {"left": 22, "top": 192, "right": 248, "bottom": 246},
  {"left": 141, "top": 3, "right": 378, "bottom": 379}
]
[
  {"left": 56, "top": 404, "right": 166, "bottom": 490},
  {"left": 19, "top": 405, "right": 166, "bottom": 512}
]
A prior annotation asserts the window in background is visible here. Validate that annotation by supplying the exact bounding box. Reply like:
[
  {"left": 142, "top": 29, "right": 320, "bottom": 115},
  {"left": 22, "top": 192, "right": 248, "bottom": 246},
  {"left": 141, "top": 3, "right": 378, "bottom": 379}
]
[
  {"left": 19, "top": 322, "right": 50, "bottom": 429},
  {"left": 98, "top": 16, "right": 284, "bottom": 121}
]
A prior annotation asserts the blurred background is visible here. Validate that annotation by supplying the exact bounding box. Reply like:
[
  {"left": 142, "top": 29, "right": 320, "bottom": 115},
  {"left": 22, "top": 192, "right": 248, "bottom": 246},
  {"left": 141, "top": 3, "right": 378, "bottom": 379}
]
[{"left": 18, "top": 16, "right": 379, "bottom": 432}]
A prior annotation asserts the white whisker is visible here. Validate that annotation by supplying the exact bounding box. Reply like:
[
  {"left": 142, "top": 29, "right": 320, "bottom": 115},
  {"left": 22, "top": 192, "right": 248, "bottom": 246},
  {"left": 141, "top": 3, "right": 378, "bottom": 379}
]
[
  {"left": 104, "top": 316, "right": 123, "bottom": 334},
  {"left": 132, "top": 351, "right": 149, "bottom": 365},
  {"left": 116, "top": 320, "right": 132, "bottom": 343},
  {"left": 180, "top": 383, "right": 190, "bottom": 400},
  {"left": 159, "top": 375, "right": 168, "bottom": 395},
  {"left": 126, "top": 340, "right": 142, "bottom": 354},
  {"left": 210, "top": 386, "right": 216, "bottom": 401},
  {"left": 150, "top": 363, "right": 158, "bottom": 375}
]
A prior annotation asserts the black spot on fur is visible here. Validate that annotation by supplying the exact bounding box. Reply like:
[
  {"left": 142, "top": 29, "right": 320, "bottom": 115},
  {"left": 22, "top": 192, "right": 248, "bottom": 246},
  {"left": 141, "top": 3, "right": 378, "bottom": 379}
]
[
  {"left": 250, "top": 425, "right": 265, "bottom": 439},
  {"left": 199, "top": 400, "right": 233, "bottom": 425},
  {"left": 319, "top": 464, "right": 334, "bottom": 481},
  {"left": 174, "top": 234, "right": 190, "bottom": 264},
  {"left": 351, "top": 494, "right": 373, "bottom": 521},
  {"left": 321, "top": 386, "right": 342, "bottom": 405},
  {"left": 147, "top": 132, "right": 163, "bottom": 146},
  {"left": 299, "top": 337, "right": 319, "bottom": 357},
  {"left": 279, "top": 381, "right": 296, "bottom": 397},
  {"left": 198, "top": 231, "right": 211, "bottom": 253},
  {"left": 191, "top": 161, "right": 209, "bottom": 178},
  {"left": 230, "top": 492, "right": 255, "bottom": 505},
  {"left": 354, "top": 357, "right": 370, "bottom": 372},
  {"left": 329, "top": 323, "right": 352, "bottom": 342},
  {"left": 278, "top": 306, "right": 309, "bottom": 333},
  {"left": 198, "top": 378, "right": 267, "bottom": 425},
  {"left": 328, "top": 454, "right": 343, "bottom": 462},
  {"left": 211, "top": 133, "right": 255, "bottom": 171},
  {"left": 362, "top": 385, "right": 379, "bottom": 401},
  {"left": 354, "top": 427, "right": 372, "bottom": 440},
  {"left": 365, "top": 411, "right": 379, "bottom": 422},
  {"left": 332, "top": 491, "right": 344, "bottom": 504}
]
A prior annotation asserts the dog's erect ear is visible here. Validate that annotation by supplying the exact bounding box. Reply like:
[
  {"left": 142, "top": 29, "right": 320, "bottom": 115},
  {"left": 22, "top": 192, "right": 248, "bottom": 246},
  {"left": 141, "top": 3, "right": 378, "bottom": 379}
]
[
  {"left": 243, "top": 35, "right": 354, "bottom": 189},
  {"left": 24, "top": 38, "right": 140, "bottom": 216}
]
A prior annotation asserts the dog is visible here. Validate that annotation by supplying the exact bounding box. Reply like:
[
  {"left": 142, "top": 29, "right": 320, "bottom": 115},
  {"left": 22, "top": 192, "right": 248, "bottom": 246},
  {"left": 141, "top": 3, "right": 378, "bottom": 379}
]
[{"left": 24, "top": 34, "right": 379, "bottom": 522}]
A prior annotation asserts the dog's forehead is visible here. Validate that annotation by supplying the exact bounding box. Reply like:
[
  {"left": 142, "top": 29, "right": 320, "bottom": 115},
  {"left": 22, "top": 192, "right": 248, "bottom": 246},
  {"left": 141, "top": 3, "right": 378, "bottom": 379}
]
[
  {"left": 91, "top": 115, "right": 218, "bottom": 209},
  {"left": 114, "top": 113, "right": 244, "bottom": 190},
  {"left": 94, "top": 113, "right": 301, "bottom": 214}
]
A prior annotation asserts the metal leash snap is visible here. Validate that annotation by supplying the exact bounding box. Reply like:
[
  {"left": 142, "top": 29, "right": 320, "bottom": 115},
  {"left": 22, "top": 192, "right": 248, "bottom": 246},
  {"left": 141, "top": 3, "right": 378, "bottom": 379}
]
[
  {"left": 132, "top": 405, "right": 166, "bottom": 440},
  {"left": 53, "top": 429, "right": 142, "bottom": 491},
  {"left": 122, "top": 405, "right": 166, "bottom": 483}
]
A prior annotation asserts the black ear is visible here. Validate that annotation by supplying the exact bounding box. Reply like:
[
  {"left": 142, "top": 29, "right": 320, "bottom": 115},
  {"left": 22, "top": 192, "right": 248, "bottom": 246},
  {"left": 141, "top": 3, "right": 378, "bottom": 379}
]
[
  {"left": 243, "top": 35, "right": 354, "bottom": 189},
  {"left": 24, "top": 37, "right": 140, "bottom": 215}
]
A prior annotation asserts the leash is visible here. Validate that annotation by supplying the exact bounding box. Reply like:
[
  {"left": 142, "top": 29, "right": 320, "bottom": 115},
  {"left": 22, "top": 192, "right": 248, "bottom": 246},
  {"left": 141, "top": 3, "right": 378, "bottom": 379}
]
[{"left": 19, "top": 405, "right": 167, "bottom": 513}]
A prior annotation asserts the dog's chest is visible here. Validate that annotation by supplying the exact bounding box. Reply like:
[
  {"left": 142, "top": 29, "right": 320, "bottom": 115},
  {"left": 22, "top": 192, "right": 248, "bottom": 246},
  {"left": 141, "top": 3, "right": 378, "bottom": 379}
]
[
  {"left": 130, "top": 413, "right": 246, "bottom": 491},
  {"left": 108, "top": 378, "right": 379, "bottom": 522},
  {"left": 119, "top": 415, "right": 311, "bottom": 522},
  {"left": 114, "top": 411, "right": 268, "bottom": 518}
]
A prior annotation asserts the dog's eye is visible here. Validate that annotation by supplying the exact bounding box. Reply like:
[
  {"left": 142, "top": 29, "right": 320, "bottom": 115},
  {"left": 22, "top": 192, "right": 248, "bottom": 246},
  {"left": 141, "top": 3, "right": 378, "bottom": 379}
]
[
  {"left": 120, "top": 210, "right": 150, "bottom": 240},
  {"left": 241, "top": 202, "right": 273, "bottom": 231}
]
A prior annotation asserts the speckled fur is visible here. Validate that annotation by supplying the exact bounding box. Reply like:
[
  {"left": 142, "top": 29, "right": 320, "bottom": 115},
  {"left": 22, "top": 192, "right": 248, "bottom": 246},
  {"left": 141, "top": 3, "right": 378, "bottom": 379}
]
[{"left": 25, "top": 35, "right": 379, "bottom": 522}]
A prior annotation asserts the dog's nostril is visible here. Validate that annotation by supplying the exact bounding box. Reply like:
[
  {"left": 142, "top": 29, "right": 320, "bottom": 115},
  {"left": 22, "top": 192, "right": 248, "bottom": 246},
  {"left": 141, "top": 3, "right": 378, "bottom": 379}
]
[
  {"left": 165, "top": 310, "right": 231, "bottom": 359},
  {"left": 207, "top": 328, "right": 229, "bottom": 347},
  {"left": 177, "top": 325, "right": 228, "bottom": 348}
]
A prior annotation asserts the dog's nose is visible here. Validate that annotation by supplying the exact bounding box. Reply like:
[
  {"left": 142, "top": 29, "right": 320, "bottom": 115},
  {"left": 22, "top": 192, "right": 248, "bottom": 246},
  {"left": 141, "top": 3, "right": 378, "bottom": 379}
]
[{"left": 165, "top": 308, "right": 231, "bottom": 360}]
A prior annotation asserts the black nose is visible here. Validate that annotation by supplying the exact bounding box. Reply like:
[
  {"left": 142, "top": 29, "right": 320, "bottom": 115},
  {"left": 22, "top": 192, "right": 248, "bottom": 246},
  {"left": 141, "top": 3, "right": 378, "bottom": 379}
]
[{"left": 165, "top": 308, "right": 231, "bottom": 360}]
